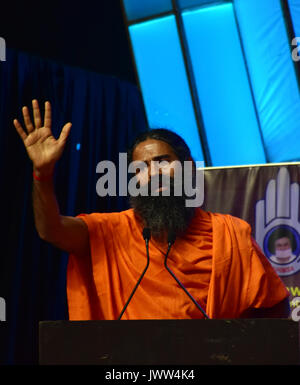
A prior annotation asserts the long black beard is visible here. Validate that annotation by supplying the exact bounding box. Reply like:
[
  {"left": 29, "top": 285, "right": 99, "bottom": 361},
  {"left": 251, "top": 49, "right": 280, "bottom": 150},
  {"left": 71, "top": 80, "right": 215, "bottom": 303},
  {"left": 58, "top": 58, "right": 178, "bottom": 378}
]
[{"left": 130, "top": 179, "right": 195, "bottom": 240}]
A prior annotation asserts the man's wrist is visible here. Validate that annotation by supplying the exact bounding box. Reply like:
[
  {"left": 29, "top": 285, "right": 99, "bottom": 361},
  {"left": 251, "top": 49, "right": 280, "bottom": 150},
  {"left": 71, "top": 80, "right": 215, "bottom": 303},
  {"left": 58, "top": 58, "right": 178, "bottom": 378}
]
[{"left": 33, "top": 168, "right": 54, "bottom": 181}]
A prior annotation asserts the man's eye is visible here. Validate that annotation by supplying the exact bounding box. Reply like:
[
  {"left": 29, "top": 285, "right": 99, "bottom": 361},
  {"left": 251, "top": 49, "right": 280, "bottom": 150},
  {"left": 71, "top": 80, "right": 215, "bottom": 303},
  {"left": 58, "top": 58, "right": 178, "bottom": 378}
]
[{"left": 135, "top": 164, "right": 147, "bottom": 174}]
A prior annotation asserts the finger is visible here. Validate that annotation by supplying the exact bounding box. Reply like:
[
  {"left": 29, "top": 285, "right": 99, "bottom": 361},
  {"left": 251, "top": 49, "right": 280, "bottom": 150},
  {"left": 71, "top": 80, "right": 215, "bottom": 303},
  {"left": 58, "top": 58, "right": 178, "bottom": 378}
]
[
  {"left": 32, "top": 99, "right": 42, "bottom": 129},
  {"left": 22, "top": 106, "right": 34, "bottom": 133},
  {"left": 255, "top": 199, "right": 265, "bottom": 243},
  {"left": 290, "top": 183, "right": 299, "bottom": 222},
  {"left": 266, "top": 179, "right": 276, "bottom": 224},
  {"left": 13, "top": 119, "right": 28, "bottom": 141},
  {"left": 44, "top": 101, "right": 52, "bottom": 129},
  {"left": 58, "top": 122, "right": 72, "bottom": 144},
  {"left": 276, "top": 167, "right": 290, "bottom": 218}
]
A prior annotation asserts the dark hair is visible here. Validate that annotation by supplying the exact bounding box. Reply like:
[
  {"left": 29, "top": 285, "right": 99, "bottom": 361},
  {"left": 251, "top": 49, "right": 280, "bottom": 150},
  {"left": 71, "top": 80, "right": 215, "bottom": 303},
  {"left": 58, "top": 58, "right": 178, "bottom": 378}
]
[
  {"left": 268, "top": 227, "right": 296, "bottom": 254},
  {"left": 127, "top": 128, "right": 192, "bottom": 164}
]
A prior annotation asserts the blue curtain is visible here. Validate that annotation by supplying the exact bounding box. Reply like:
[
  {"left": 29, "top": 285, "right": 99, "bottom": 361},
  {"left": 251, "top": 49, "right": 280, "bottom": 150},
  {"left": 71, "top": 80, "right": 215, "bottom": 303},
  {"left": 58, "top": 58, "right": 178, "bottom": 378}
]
[{"left": 0, "top": 48, "right": 146, "bottom": 364}]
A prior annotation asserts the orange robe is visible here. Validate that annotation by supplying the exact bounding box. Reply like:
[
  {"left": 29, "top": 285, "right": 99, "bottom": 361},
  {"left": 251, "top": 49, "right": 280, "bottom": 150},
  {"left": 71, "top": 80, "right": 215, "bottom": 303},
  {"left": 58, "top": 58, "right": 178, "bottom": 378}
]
[{"left": 67, "top": 208, "right": 289, "bottom": 320}]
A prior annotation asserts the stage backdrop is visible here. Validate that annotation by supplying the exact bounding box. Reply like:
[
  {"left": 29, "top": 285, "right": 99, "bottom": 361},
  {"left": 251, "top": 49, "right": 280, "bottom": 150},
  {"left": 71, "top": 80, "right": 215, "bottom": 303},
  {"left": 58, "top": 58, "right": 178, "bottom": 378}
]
[{"left": 202, "top": 163, "right": 300, "bottom": 321}]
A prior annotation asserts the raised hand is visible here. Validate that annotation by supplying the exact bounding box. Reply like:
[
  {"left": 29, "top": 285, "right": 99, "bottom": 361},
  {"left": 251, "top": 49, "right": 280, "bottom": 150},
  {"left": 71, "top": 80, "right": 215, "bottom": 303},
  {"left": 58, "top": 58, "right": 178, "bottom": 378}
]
[
  {"left": 14, "top": 100, "right": 72, "bottom": 177},
  {"left": 255, "top": 167, "right": 300, "bottom": 276}
]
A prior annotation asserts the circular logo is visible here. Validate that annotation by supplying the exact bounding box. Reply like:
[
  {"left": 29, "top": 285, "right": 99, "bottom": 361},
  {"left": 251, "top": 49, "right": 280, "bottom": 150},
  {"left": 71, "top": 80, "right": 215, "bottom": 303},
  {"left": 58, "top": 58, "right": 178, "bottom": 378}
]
[{"left": 263, "top": 225, "right": 300, "bottom": 276}]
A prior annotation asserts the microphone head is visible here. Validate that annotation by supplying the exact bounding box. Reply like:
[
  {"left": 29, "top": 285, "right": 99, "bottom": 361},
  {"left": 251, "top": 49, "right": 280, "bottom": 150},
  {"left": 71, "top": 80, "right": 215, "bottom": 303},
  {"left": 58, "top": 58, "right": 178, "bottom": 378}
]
[
  {"left": 142, "top": 228, "right": 151, "bottom": 241},
  {"left": 167, "top": 231, "right": 176, "bottom": 245}
]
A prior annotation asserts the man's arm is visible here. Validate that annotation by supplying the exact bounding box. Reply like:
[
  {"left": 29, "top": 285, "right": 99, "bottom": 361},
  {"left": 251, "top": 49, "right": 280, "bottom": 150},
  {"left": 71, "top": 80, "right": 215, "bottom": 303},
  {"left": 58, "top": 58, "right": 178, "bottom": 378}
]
[
  {"left": 241, "top": 297, "right": 290, "bottom": 318},
  {"left": 14, "top": 99, "right": 90, "bottom": 257},
  {"left": 33, "top": 175, "right": 90, "bottom": 257},
  {"left": 242, "top": 237, "right": 291, "bottom": 318}
]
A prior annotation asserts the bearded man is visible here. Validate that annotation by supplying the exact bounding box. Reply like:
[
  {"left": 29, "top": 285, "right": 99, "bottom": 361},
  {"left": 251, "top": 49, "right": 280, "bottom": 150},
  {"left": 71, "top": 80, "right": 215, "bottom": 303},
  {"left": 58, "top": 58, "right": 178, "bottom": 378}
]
[{"left": 14, "top": 100, "right": 290, "bottom": 320}]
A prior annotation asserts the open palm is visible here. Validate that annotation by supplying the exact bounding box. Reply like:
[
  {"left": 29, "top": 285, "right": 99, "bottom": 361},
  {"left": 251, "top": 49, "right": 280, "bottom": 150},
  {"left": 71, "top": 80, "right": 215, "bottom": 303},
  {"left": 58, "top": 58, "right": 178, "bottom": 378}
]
[{"left": 14, "top": 100, "right": 72, "bottom": 173}]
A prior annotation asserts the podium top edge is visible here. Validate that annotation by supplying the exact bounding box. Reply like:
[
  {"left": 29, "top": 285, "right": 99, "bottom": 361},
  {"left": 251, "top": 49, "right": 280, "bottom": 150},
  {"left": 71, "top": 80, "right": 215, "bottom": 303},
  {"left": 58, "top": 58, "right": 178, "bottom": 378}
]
[{"left": 39, "top": 318, "right": 297, "bottom": 324}]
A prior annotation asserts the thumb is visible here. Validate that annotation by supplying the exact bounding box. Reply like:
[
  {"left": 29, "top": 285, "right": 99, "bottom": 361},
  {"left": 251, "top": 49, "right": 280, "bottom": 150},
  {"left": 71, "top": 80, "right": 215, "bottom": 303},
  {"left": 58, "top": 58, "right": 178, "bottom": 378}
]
[{"left": 58, "top": 122, "right": 72, "bottom": 144}]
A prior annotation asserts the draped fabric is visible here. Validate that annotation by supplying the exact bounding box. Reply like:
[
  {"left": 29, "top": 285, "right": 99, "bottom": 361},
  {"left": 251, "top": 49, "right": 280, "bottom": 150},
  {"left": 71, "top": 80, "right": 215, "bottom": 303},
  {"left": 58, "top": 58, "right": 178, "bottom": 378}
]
[
  {"left": 0, "top": 48, "right": 146, "bottom": 364},
  {"left": 67, "top": 208, "right": 213, "bottom": 320},
  {"left": 67, "top": 208, "right": 288, "bottom": 321}
]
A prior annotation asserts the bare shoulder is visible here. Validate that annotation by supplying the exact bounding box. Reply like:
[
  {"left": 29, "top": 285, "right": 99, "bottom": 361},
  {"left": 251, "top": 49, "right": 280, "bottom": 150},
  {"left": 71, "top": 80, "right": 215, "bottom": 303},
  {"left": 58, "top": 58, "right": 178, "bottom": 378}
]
[{"left": 52, "top": 215, "right": 90, "bottom": 257}]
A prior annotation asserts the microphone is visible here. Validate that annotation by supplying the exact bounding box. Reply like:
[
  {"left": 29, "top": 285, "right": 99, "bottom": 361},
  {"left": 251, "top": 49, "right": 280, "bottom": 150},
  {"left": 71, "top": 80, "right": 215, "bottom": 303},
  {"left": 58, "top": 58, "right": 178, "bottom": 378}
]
[
  {"left": 164, "top": 231, "right": 210, "bottom": 319},
  {"left": 117, "top": 228, "right": 151, "bottom": 320}
]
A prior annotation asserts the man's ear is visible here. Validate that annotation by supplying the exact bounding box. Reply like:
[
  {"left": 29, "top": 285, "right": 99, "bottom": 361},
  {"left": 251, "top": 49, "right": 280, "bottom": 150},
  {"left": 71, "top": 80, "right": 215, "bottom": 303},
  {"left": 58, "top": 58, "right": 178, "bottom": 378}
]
[
  {"left": 186, "top": 156, "right": 196, "bottom": 170},
  {"left": 185, "top": 156, "right": 197, "bottom": 188}
]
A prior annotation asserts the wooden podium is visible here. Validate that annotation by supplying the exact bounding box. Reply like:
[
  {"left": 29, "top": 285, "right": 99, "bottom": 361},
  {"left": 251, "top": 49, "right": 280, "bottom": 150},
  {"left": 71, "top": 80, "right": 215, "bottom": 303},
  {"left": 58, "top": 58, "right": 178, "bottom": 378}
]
[{"left": 39, "top": 319, "right": 299, "bottom": 365}]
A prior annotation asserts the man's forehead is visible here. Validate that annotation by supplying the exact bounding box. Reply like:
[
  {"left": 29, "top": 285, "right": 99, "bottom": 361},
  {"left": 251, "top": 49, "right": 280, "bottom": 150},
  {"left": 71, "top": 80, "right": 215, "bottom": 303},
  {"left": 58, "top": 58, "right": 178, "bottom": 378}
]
[
  {"left": 276, "top": 237, "right": 290, "bottom": 243},
  {"left": 132, "top": 139, "right": 177, "bottom": 161}
]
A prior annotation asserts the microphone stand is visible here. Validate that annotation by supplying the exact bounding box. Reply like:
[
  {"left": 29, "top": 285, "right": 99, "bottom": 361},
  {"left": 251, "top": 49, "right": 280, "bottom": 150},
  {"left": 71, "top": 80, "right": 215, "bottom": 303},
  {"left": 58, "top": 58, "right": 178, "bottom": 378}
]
[
  {"left": 117, "top": 228, "right": 151, "bottom": 320},
  {"left": 164, "top": 235, "right": 210, "bottom": 319}
]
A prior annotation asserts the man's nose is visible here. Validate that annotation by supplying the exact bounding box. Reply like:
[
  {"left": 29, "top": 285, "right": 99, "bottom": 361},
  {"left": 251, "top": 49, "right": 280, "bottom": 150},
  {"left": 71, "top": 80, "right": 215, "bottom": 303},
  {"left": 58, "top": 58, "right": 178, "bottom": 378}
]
[
  {"left": 144, "top": 163, "right": 158, "bottom": 184},
  {"left": 148, "top": 164, "right": 162, "bottom": 179}
]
